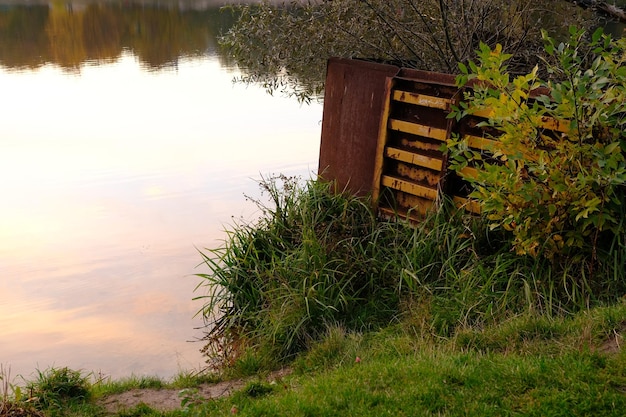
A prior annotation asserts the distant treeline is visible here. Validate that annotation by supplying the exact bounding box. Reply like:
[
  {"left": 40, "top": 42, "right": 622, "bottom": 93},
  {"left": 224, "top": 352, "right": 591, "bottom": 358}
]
[{"left": 0, "top": 3, "right": 235, "bottom": 71}]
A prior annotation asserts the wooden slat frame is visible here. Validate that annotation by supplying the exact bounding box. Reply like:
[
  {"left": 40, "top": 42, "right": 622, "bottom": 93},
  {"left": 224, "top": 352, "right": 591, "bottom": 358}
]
[
  {"left": 392, "top": 90, "right": 451, "bottom": 110},
  {"left": 381, "top": 175, "right": 438, "bottom": 200},
  {"left": 388, "top": 119, "right": 448, "bottom": 141},
  {"left": 385, "top": 147, "right": 443, "bottom": 171},
  {"left": 373, "top": 76, "right": 457, "bottom": 220},
  {"left": 371, "top": 77, "right": 396, "bottom": 210}
]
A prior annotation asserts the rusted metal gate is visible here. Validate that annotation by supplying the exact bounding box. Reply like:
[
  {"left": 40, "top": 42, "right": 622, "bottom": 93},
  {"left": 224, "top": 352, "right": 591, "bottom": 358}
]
[{"left": 318, "top": 58, "right": 571, "bottom": 221}]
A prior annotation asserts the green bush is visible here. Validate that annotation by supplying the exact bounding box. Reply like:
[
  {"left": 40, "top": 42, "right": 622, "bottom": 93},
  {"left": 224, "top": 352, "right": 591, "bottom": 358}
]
[{"left": 448, "top": 27, "right": 626, "bottom": 260}]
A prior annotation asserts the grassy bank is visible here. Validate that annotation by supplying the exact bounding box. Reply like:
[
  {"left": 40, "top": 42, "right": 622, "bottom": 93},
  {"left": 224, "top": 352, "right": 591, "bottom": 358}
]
[
  {"left": 199, "top": 306, "right": 626, "bottom": 416},
  {"left": 3, "top": 176, "right": 625, "bottom": 416},
  {"left": 195, "top": 176, "right": 626, "bottom": 368},
  {"left": 2, "top": 305, "right": 626, "bottom": 416}
]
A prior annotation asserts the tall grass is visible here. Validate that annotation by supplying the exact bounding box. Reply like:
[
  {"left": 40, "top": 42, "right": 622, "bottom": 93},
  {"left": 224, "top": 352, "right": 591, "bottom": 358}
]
[
  {"left": 194, "top": 176, "right": 626, "bottom": 371},
  {"left": 26, "top": 367, "right": 91, "bottom": 411},
  {"left": 195, "top": 175, "right": 398, "bottom": 368}
]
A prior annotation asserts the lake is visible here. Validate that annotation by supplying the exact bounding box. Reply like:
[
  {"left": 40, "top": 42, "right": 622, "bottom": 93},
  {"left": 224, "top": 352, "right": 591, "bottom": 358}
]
[
  {"left": 2, "top": 0, "right": 624, "bottom": 383},
  {"left": 0, "top": 0, "right": 323, "bottom": 380}
]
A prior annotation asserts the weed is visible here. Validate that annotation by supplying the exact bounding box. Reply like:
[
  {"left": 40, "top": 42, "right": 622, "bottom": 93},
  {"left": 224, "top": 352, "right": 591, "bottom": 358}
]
[
  {"left": 242, "top": 381, "right": 274, "bottom": 398},
  {"left": 26, "top": 367, "right": 90, "bottom": 411},
  {"left": 179, "top": 388, "right": 205, "bottom": 415},
  {"left": 170, "top": 371, "right": 221, "bottom": 390},
  {"left": 293, "top": 325, "right": 363, "bottom": 373},
  {"left": 115, "top": 402, "right": 160, "bottom": 417},
  {"left": 1, "top": 364, "right": 45, "bottom": 417}
]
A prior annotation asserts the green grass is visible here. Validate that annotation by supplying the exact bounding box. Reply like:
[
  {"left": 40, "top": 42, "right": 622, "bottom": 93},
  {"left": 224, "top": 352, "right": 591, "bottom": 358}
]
[
  {"left": 167, "top": 304, "right": 626, "bottom": 417},
  {"left": 194, "top": 175, "right": 399, "bottom": 368},
  {"left": 4, "top": 176, "right": 626, "bottom": 416},
  {"left": 4, "top": 305, "right": 626, "bottom": 416},
  {"left": 0, "top": 368, "right": 224, "bottom": 417},
  {"left": 194, "top": 176, "right": 626, "bottom": 372}
]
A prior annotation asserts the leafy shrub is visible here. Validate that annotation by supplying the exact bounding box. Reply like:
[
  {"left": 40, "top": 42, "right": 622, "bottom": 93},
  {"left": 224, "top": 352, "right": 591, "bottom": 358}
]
[{"left": 448, "top": 27, "right": 626, "bottom": 259}]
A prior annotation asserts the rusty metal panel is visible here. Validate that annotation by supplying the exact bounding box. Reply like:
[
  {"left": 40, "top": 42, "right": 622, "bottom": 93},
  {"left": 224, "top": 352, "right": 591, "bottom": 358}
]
[{"left": 318, "top": 58, "right": 400, "bottom": 196}]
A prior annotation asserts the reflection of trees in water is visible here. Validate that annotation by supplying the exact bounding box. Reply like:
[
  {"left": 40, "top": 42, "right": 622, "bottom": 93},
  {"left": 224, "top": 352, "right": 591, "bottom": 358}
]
[
  {"left": 47, "top": 3, "right": 88, "bottom": 69},
  {"left": 0, "top": 2, "right": 235, "bottom": 71},
  {"left": 0, "top": 6, "right": 50, "bottom": 68},
  {"left": 82, "top": 4, "right": 123, "bottom": 62},
  {"left": 127, "top": 7, "right": 187, "bottom": 69}
]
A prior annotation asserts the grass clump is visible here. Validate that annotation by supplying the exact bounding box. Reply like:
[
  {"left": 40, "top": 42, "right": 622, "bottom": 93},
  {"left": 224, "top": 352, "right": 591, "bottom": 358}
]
[
  {"left": 90, "top": 375, "right": 164, "bottom": 397},
  {"left": 195, "top": 175, "right": 626, "bottom": 373},
  {"left": 26, "top": 367, "right": 91, "bottom": 411},
  {"left": 1, "top": 366, "right": 223, "bottom": 417},
  {"left": 195, "top": 175, "right": 398, "bottom": 368}
]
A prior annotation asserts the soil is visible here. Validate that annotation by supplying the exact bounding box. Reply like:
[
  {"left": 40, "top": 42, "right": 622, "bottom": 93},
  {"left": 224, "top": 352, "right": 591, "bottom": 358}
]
[{"left": 99, "top": 368, "right": 292, "bottom": 414}]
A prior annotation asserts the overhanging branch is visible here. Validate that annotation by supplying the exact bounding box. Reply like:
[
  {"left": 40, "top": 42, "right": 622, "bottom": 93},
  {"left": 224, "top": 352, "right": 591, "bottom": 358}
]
[{"left": 565, "top": 0, "right": 626, "bottom": 23}]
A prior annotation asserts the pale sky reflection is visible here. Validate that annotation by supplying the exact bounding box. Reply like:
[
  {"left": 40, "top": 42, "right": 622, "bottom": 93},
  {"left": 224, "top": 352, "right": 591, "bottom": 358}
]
[{"left": 0, "top": 52, "right": 323, "bottom": 379}]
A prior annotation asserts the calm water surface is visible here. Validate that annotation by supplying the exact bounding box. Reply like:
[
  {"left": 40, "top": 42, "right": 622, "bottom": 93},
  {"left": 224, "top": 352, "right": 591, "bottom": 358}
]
[{"left": 0, "top": 0, "right": 322, "bottom": 379}]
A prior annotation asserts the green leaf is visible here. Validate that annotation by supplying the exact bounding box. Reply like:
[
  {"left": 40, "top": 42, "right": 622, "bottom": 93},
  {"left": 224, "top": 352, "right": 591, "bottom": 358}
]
[
  {"left": 605, "top": 142, "right": 620, "bottom": 155},
  {"left": 592, "top": 27, "right": 604, "bottom": 44},
  {"left": 458, "top": 62, "right": 468, "bottom": 75}
]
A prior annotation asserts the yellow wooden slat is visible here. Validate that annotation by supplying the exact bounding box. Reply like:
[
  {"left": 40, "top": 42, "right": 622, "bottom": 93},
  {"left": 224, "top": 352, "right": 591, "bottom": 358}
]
[
  {"left": 378, "top": 207, "right": 422, "bottom": 222},
  {"left": 381, "top": 175, "right": 438, "bottom": 200},
  {"left": 453, "top": 196, "right": 482, "bottom": 214},
  {"left": 463, "top": 134, "right": 537, "bottom": 161},
  {"left": 388, "top": 119, "right": 448, "bottom": 141},
  {"left": 392, "top": 90, "right": 451, "bottom": 110},
  {"left": 471, "top": 108, "right": 492, "bottom": 119},
  {"left": 396, "top": 192, "right": 435, "bottom": 217},
  {"left": 377, "top": 207, "right": 399, "bottom": 220},
  {"left": 385, "top": 147, "right": 443, "bottom": 171},
  {"left": 540, "top": 116, "right": 570, "bottom": 133},
  {"left": 372, "top": 77, "right": 396, "bottom": 206},
  {"left": 378, "top": 206, "right": 426, "bottom": 222},
  {"left": 465, "top": 134, "right": 499, "bottom": 151},
  {"left": 467, "top": 109, "right": 570, "bottom": 133},
  {"left": 459, "top": 166, "right": 480, "bottom": 179}
]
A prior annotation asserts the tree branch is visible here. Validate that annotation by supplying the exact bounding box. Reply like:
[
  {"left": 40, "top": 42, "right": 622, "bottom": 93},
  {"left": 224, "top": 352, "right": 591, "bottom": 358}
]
[{"left": 564, "top": 0, "right": 626, "bottom": 23}]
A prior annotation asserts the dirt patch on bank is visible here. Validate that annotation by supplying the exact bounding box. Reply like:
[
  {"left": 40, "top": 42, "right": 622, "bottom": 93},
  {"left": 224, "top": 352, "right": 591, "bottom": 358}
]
[
  {"left": 100, "top": 380, "right": 245, "bottom": 413},
  {"left": 100, "top": 369, "right": 292, "bottom": 414}
]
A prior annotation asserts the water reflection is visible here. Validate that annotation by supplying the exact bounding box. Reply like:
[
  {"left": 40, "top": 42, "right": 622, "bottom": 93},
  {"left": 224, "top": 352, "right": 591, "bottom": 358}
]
[
  {"left": 0, "top": 0, "right": 235, "bottom": 71},
  {"left": 0, "top": 1, "right": 322, "bottom": 379}
]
